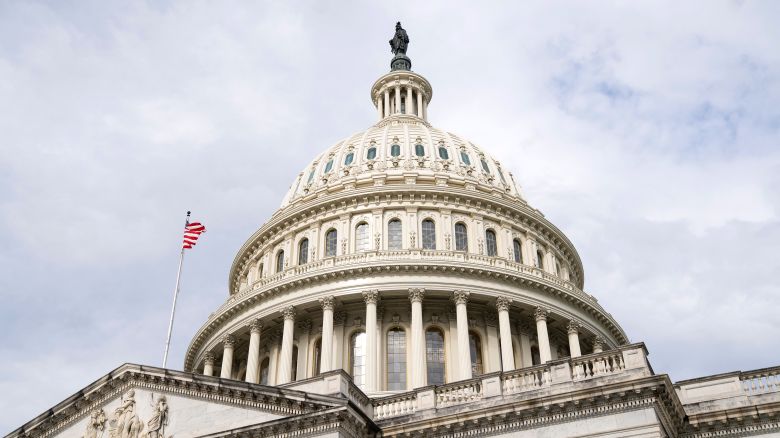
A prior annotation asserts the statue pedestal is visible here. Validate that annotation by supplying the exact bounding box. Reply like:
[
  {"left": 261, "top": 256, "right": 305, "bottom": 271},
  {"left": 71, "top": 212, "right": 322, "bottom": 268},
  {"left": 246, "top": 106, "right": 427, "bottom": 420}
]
[{"left": 391, "top": 54, "right": 412, "bottom": 71}]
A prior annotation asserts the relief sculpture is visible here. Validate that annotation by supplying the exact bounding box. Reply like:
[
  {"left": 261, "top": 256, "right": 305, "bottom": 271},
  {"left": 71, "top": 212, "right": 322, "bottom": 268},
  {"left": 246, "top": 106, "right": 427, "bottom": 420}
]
[
  {"left": 146, "top": 395, "right": 169, "bottom": 438},
  {"left": 109, "top": 390, "right": 143, "bottom": 438},
  {"left": 83, "top": 409, "right": 107, "bottom": 438}
]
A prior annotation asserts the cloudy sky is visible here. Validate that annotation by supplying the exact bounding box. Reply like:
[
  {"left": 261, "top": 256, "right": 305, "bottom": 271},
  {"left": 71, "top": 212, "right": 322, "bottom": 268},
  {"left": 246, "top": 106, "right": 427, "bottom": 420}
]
[{"left": 1, "top": 0, "right": 779, "bottom": 431}]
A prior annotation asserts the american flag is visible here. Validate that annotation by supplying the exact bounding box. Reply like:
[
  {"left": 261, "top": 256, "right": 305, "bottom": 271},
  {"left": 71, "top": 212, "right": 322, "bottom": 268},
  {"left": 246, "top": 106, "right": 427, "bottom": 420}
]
[{"left": 182, "top": 220, "right": 206, "bottom": 249}]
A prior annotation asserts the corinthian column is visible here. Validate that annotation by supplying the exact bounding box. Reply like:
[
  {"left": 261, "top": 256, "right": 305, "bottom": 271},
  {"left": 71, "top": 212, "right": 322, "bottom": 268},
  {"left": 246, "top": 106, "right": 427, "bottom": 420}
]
[
  {"left": 363, "top": 290, "right": 379, "bottom": 392},
  {"left": 409, "top": 288, "right": 426, "bottom": 388},
  {"left": 220, "top": 334, "right": 236, "bottom": 379},
  {"left": 203, "top": 352, "right": 215, "bottom": 376},
  {"left": 277, "top": 306, "right": 296, "bottom": 384},
  {"left": 534, "top": 307, "right": 552, "bottom": 363},
  {"left": 394, "top": 85, "right": 401, "bottom": 114},
  {"left": 245, "top": 320, "right": 263, "bottom": 383},
  {"left": 453, "top": 290, "right": 472, "bottom": 380},
  {"left": 567, "top": 321, "right": 582, "bottom": 358},
  {"left": 319, "top": 296, "right": 335, "bottom": 373},
  {"left": 593, "top": 336, "right": 604, "bottom": 354},
  {"left": 496, "top": 296, "right": 515, "bottom": 371},
  {"left": 416, "top": 91, "right": 423, "bottom": 118},
  {"left": 406, "top": 86, "right": 413, "bottom": 115}
]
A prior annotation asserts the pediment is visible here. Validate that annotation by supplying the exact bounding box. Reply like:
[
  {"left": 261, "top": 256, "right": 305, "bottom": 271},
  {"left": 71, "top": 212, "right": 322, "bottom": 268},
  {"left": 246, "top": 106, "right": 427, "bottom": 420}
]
[{"left": 7, "top": 364, "right": 343, "bottom": 438}]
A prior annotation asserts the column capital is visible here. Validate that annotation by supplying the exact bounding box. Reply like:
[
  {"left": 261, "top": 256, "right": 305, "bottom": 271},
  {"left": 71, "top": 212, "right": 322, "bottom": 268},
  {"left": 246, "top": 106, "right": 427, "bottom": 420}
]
[
  {"left": 222, "top": 334, "right": 236, "bottom": 348},
  {"left": 567, "top": 320, "right": 581, "bottom": 335},
  {"left": 249, "top": 319, "right": 263, "bottom": 334},
  {"left": 495, "top": 296, "right": 512, "bottom": 312},
  {"left": 319, "top": 295, "right": 335, "bottom": 311},
  {"left": 282, "top": 306, "right": 296, "bottom": 321},
  {"left": 452, "top": 290, "right": 470, "bottom": 305},
  {"left": 593, "top": 336, "right": 605, "bottom": 350},
  {"left": 204, "top": 352, "right": 215, "bottom": 365},
  {"left": 362, "top": 289, "right": 380, "bottom": 305},
  {"left": 408, "top": 288, "right": 425, "bottom": 303},
  {"left": 297, "top": 319, "right": 312, "bottom": 333},
  {"left": 534, "top": 307, "right": 549, "bottom": 322}
]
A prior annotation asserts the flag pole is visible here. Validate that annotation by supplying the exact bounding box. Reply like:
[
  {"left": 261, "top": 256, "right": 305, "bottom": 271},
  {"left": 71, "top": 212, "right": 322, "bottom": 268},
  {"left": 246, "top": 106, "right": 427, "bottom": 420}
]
[{"left": 163, "top": 211, "right": 190, "bottom": 368}]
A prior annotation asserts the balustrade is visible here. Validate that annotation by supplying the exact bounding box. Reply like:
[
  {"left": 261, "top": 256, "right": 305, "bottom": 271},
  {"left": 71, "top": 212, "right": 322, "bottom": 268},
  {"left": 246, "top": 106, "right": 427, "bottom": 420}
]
[
  {"left": 373, "top": 393, "right": 417, "bottom": 419},
  {"left": 502, "top": 365, "right": 550, "bottom": 394},
  {"left": 741, "top": 367, "right": 780, "bottom": 396},
  {"left": 435, "top": 380, "right": 482, "bottom": 408},
  {"left": 571, "top": 351, "right": 625, "bottom": 381}
]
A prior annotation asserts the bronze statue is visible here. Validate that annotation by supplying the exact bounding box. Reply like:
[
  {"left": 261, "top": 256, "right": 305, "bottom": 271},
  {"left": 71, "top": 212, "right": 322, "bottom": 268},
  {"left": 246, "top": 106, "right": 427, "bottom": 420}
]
[{"left": 389, "top": 22, "right": 409, "bottom": 56}]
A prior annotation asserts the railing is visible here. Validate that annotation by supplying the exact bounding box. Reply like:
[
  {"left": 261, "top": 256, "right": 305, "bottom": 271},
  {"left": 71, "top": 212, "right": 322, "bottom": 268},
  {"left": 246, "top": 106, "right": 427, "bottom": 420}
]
[
  {"left": 371, "top": 343, "right": 649, "bottom": 421},
  {"left": 740, "top": 367, "right": 780, "bottom": 396},
  {"left": 435, "top": 380, "right": 482, "bottom": 408},
  {"left": 373, "top": 393, "right": 417, "bottom": 420},
  {"left": 571, "top": 351, "right": 625, "bottom": 381}
]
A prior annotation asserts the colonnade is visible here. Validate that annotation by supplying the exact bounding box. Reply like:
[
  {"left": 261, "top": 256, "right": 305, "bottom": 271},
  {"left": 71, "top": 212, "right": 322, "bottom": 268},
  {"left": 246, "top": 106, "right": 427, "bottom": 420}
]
[
  {"left": 202, "top": 290, "right": 590, "bottom": 392},
  {"left": 376, "top": 84, "right": 426, "bottom": 120}
]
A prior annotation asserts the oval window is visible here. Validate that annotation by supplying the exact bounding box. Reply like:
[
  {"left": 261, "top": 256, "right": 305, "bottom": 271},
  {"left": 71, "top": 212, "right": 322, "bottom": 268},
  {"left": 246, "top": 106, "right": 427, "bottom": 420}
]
[
  {"left": 324, "top": 159, "right": 334, "bottom": 173},
  {"left": 480, "top": 159, "right": 490, "bottom": 173},
  {"left": 307, "top": 170, "right": 315, "bottom": 184},
  {"left": 367, "top": 147, "right": 377, "bottom": 160},
  {"left": 460, "top": 151, "right": 471, "bottom": 165},
  {"left": 344, "top": 152, "right": 354, "bottom": 165},
  {"left": 438, "top": 146, "right": 449, "bottom": 159}
]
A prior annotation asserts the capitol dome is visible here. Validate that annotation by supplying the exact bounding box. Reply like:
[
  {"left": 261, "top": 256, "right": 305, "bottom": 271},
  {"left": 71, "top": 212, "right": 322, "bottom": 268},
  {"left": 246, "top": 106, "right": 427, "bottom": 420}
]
[{"left": 183, "top": 37, "right": 628, "bottom": 395}]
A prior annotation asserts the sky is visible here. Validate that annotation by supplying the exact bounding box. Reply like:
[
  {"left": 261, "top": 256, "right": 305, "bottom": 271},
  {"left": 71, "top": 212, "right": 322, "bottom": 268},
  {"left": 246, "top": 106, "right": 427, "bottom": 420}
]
[{"left": 1, "top": 0, "right": 779, "bottom": 432}]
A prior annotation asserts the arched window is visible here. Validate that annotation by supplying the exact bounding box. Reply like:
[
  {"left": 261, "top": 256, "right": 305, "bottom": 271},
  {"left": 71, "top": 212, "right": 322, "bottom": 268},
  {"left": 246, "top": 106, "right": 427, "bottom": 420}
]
[
  {"left": 480, "top": 158, "right": 491, "bottom": 173},
  {"left": 386, "top": 328, "right": 407, "bottom": 390},
  {"left": 400, "top": 97, "right": 406, "bottom": 114},
  {"left": 469, "top": 332, "right": 484, "bottom": 375},
  {"left": 324, "top": 159, "right": 334, "bottom": 174},
  {"left": 388, "top": 219, "right": 402, "bottom": 250},
  {"left": 415, "top": 144, "right": 425, "bottom": 157},
  {"left": 531, "top": 345, "right": 541, "bottom": 366},
  {"left": 438, "top": 146, "right": 449, "bottom": 159},
  {"left": 460, "top": 151, "right": 471, "bottom": 165},
  {"left": 344, "top": 152, "right": 354, "bottom": 165},
  {"left": 291, "top": 345, "right": 299, "bottom": 381},
  {"left": 454, "top": 222, "right": 468, "bottom": 251},
  {"left": 426, "top": 329, "right": 446, "bottom": 386},
  {"left": 276, "top": 250, "right": 285, "bottom": 273},
  {"left": 355, "top": 222, "right": 369, "bottom": 251},
  {"left": 391, "top": 144, "right": 401, "bottom": 157},
  {"left": 536, "top": 250, "right": 544, "bottom": 269},
  {"left": 259, "top": 358, "right": 270, "bottom": 384},
  {"left": 312, "top": 338, "right": 322, "bottom": 377},
  {"left": 307, "top": 170, "right": 315, "bottom": 184},
  {"left": 298, "top": 238, "right": 309, "bottom": 265},
  {"left": 325, "top": 229, "right": 338, "bottom": 257},
  {"left": 485, "top": 229, "right": 497, "bottom": 256},
  {"left": 350, "top": 331, "right": 367, "bottom": 389},
  {"left": 367, "top": 146, "right": 377, "bottom": 160},
  {"left": 258, "top": 263, "right": 264, "bottom": 278},
  {"left": 555, "top": 258, "right": 561, "bottom": 275},
  {"left": 421, "top": 219, "right": 436, "bottom": 250},
  {"left": 513, "top": 239, "right": 523, "bottom": 263}
]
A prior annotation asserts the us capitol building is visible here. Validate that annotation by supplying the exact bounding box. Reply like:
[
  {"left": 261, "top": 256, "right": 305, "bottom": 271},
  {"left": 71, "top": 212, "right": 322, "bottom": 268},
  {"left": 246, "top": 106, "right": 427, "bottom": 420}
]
[{"left": 7, "top": 24, "right": 780, "bottom": 438}]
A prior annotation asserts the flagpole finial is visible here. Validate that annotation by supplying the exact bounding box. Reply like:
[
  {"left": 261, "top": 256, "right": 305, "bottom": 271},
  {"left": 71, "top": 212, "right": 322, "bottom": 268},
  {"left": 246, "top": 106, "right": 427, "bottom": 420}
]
[{"left": 186, "top": 211, "right": 191, "bottom": 216}]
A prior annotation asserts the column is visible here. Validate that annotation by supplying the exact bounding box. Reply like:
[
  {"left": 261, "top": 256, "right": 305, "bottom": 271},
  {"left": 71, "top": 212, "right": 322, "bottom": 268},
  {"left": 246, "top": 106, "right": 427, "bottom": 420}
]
[
  {"left": 567, "top": 321, "right": 582, "bottom": 358},
  {"left": 406, "top": 86, "right": 413, "bottom": 115},
  {"left": 333, "top": 311, "right": 346, "bottom": 371},
  {"left": 416, "top": 90, "right": 423, "bottom": 118},
  {"left": 277, "top": 306, "right": 296, "bottom": 384},
  {"left": 453, "top": 290, "right": 472, "bottom": 380},
  {"left": 203, "top": 352, "right": 215, "bottom": 376},
  {"left": 534, "top": 307, "right": 552, "bottom": 363},
  {"left": 220, "top": 334, "right": 236, "bottom": 379},
  {"left": 384, "top": 89, "right": 390, "bottom": 118},
  {"left": 517, "top": 323, "right": 533, "bottom": 368},
  {"left": 268, "top": 329, "right": 280, "bottom": 385},
  {"left": 593, "top": 336, "right": 604, "bottom": 354},
  {"left": 245, "top": 320, "right": 263, "bottom": 383},
  {"left": 319, "top": 296, "right": 335, "bottom": 373},
  {"left": 377, "top": 96, "right": 383, "bottom": 120},
  {"left": 409, "top": 288, "right": 426, "bottom": 388},
  {"left": 485, "top": 313, "right": 501, "bottom": 373},
  {"left": 296, "top": 320, "right": 311, "bottom": 380},
  {"left": 363, "top": 290, "right": 379, "bottom": 392},
  {"left": 446, "top": 307, "right": 459, "bottom": 381},
  {"left": 496, "top": 297, "right": 516, "bottom": 371},
  {"left": 394, "top": 86, "right": 401, "bottom": 114},
  {"left": 422, "top": 99, "right": 428, "bottom": 120}
]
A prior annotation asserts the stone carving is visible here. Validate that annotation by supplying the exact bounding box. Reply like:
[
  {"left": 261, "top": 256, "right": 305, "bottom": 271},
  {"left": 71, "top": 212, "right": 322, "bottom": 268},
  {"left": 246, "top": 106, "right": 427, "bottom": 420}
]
[
  {"left": 83, "top": 409, "right": 106, "bottom": 438},
  {"left": 567, "top": 320, "right": 581, "bottom": 335},
  {"left": 249, "top": 319, "right": 263, "bottom": 334},
  {"left": 468, "top": 317, "right": 477, "bottom": 328},
  {"left": 362, "top": 289, "right": 380, "bottom": 305},
  {"left": 222, "top": 334, "right": 236, "bottom": 348},
  {"left": 341, "top": 238, "right": 347, "bottom": 254},
  {"left": 333, "top": 310, "right": 347, "bottom": 325},
  {"left": 353, "top": 317, "right": 363, "bottom": 327},
  {"left": 484, "top": 312, "right": 497, "bottom": 327},
  {"left": 452, "top": 290, "right": 470, "bottom": 305},
  {"left": 282, "top": 306, "right": 296, "bottom": 321},
  {"left": 297, "top": 319, "right": 312, "bottom": 333},
  {"left": 408, "top": 288, "right": 425, "bottom": 303},
  {"left": 109, "top": 390, "right": 143, "bottom": 438},
  {"left": 319, "top": 295, "right": 335, "bottom": 311},
  {"left": 430, "top": 313, "right": 439, "bottom": 323},
  {"left": 145, "top": 395, "right": 168, "bottom": 438},
  {"left": 444, "top": 233, "right": 451, "bottom": 250},
  {"left": 409, "top": 231, "right": 416, "bottom": 248},
  {"left": 593, "top": 336, "right": 605, "bottom": 351},
  {"left": 495, "top": 296, "right": 512, "bottom": 312},
  {"left": 203, "top": 352, "right": 215, "bottom": 365},
  {"left": 534, "top": 307, "right": 549, "bottom": 322},
  {"left": 392, "top": 314, "right": 401, "bottom": 325}
]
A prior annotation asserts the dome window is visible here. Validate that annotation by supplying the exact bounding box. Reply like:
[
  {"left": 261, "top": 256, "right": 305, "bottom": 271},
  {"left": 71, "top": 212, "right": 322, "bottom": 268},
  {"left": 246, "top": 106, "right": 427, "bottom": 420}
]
[
  {"left": 386, "top": 328, "right": 407, "bottom": 390},
  {"left": 415, "top": 144, "right": 425, "bottom": 157},
  {"left": 469, "top": 332, "right": 484, "bottom": 375},
  {"left": 325, "top": 229, "right": 338, "bottom": 257},
  {"left": 298, "top": 238, "right": 309, "bottom": 265},
  {"left": 367, "top": 146, "right": 377, "bottom": 160},
  {"left": 460, "top": 151, "right": 471, "bottom": 165},
  {"left": 324, "top": 159, "right": 334, "bottom": 173},
  {"left": 276, "top": 250, "right": 285, "bottom": 273},
  {"left": 454, "top": 222, "right": 468, "bottom": 251},
  {"left": 355, "top": 222, "right": 369, "bottom": 251},
  {"left": 513, "top": 239, "right": 523, "bottom": 263},
  {"left": 485, "top": 229, "right": 497, "bottom": 256},
  {"left": 391, "top": 144, "right": 401, "bottom": 157},
  {"left": 438, "top": 146, "right": 449, "bottom": 160},
  {"left": 350, "top": 331, "right": 367, "bottom": 389},
  {"left": 388, "top": 219, "right": 402, "bottom": 250},
  {"left": 480, "top": 158, "right": 491, "bottom": 174},
  {"left": 422, "top": 219, "right": 436, "bottom": 250},
  {"left": 344, "top": 152, "right": 354, "bottom": 166},
  {"left": 426, "top": 328, "right": 446, "bottom": 385},
  {"left": 307, "top": 170, "right": 315, "bottom": 184}
]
